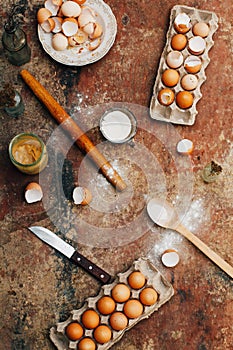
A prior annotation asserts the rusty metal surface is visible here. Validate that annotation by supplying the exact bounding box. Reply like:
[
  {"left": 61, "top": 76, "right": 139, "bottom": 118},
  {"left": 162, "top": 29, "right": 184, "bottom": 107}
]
[{"left": 0, "top": 0, "right": 232, "bottom": 349}]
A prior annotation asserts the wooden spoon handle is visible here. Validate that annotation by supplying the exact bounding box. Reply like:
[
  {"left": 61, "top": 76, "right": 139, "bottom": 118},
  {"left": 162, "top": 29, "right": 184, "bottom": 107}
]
[
  {"left": 177, "top": 224, "right": 233, "bottom": 279},
  {"left": 20, "top": 69, "right": 127, "bottom": 192}
]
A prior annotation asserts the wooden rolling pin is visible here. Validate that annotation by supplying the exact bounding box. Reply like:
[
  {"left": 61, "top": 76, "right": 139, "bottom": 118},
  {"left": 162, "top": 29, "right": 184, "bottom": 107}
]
[{"left": 20, "top": 69, "right": 126, "bottom": 191}]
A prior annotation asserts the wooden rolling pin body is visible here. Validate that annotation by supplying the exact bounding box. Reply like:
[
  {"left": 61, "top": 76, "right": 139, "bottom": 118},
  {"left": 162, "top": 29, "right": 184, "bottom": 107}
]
[{"left": 20, "top": 69, "right": 126, "bottom": 191}]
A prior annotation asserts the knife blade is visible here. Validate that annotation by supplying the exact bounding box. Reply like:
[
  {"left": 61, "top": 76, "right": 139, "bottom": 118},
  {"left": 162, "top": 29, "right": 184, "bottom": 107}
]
[{"left": 28, "top": 226, "right": 111, "bottom": 284}]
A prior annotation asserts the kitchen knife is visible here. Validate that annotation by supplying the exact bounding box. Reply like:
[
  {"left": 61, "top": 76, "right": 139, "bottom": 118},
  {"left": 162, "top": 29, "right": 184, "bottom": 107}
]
[{"left": 28, "top": 226, "right": 111, "bottom": 284}]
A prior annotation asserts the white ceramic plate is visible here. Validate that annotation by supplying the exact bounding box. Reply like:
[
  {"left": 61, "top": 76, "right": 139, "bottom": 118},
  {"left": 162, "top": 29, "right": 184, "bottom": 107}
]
[{"left": 38, "top": 0, "right": 117, "bottom": 66}]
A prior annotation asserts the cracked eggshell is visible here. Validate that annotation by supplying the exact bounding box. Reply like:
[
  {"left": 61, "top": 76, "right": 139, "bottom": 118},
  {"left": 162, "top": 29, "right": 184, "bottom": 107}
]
[
  {"left": 52, "top": 32, "right": 68, "bottom": 50},
  {"left": 166, "top": 50, "right": 183, "bottom": 68},
  {"left": 90, "top": 22, "right": 103, "bottom": 39},
  {"left": 52, "top": 0, "right": 63, "bottom": 6},
  {"left": 68, "top": 29, "right": 88, "bottom": 45},
  {"left": 73, "top": 186, "right": 92, "bottom": 205},
  {"left": 45, "top": 0, "right": 59, "bottom": 16},
  {"left": 61, "top": 1, "right": 81, "bottom": 17},
  {"left": 184, "top": 55, "right": 202, "bottom": 74},
  {"left": 72, "top": 0, "right": 86, "bottom": 4},
  {"left": 176, "top": 138, "right": 194, "bottom": 154},
  {"left": 181, "top": 74, "right": 198, "bottom": 90},
  {"left": 37, "top": 7, "right": 52, "bottom": 24},
  {"left": 188, "top": 36, "right": 206, "bottom": 55},
  {"left": 78, "top": 11, "right": 96, "bottom": 28},
  {"left": 158, "top": 88, "right": 175, "bottom": 106},
  {"left": 62, "top": 18, "right": 79, "bottom": 36},
  {"left": 83, "top": 22, "right": 95, "bottom": 35},
  {"left": 161, "top": 249, "right": 180, "bottom": 267},
  {"left": 25, "top": 182, "right": 43, "bottom": 203},
  {"left": 88, "top": 37, "right": 101, "bottom": 51},
  {"left": 40, "top": 17, "right": 55, "bottom": 33},
  {"left": 52, "top": 16, "right": 63, "bottom": 33},
  {"left": 174, "top": 12, "right": 191, "bottom": 33}
]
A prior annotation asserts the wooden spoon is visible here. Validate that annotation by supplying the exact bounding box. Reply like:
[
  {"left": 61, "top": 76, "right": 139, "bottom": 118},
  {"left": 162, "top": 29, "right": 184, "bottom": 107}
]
[{"left": 147, "top": 198, "right": 233, "bottom": 279}]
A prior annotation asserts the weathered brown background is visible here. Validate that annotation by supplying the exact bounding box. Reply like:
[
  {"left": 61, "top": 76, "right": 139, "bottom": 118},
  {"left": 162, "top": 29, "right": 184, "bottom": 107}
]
[{"left": 0, "top": 0, "right": 232, "bottom": 349}]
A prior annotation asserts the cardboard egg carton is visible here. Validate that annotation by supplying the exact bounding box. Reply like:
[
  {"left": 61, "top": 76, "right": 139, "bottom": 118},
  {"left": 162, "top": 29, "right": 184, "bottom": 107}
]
[
  {"left": 50, "top": 258, "right": 174, "bottom": 349},
  {"left": 150, "top": 5, "right": 218, "bottom": 125}
]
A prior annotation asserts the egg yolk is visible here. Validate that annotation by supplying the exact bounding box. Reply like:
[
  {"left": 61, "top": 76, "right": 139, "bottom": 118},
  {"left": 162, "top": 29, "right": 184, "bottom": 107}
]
[{"left": 81, "top": 309, "right": 100, "bottom": 329}]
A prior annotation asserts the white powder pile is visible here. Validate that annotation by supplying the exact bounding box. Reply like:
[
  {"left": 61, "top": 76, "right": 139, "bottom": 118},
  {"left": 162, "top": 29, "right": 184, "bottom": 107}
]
[{"left": 101, "top": 110, "right": 132, "bottom": 142}]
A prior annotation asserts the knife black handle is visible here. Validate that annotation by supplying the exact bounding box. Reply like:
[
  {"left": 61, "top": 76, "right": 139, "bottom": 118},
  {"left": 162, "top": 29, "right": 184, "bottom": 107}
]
[{"left": 71, "top": 251, "right": 111, "bottom": 284}]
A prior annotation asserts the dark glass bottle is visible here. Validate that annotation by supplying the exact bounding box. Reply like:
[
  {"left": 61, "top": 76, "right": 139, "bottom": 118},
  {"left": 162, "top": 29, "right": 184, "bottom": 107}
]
[{"left": 2, "top": 19, "right": 31, "bottom": 66}]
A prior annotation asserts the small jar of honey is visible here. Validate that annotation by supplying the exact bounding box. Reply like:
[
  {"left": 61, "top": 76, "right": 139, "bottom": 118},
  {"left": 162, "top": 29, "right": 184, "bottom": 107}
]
[{"left": 9, "top": 133, "right": 48, "bottom": 174}]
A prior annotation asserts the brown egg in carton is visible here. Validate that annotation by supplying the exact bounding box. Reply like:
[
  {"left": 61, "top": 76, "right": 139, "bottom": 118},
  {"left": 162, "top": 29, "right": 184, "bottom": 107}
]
[
  {"left": 150, "top": 5, "right": 218, "bottom": 125},
  {"left": 50, "top": 258, "right": 174, "bottom": 350}
]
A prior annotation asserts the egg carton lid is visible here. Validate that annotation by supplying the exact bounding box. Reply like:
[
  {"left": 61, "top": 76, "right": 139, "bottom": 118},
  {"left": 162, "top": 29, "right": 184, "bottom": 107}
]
[
  {"left": 50, "top": 257, "right": 174, "bottom": 350},
  {"left": 150, "top": 5, "right": 218, "bottom": 126}
]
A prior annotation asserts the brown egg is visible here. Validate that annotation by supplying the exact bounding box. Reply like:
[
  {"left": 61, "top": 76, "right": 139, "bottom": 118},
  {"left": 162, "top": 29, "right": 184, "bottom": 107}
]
[
  {"left": 162, "top": 69, "right": 180, "bottom": 87},
  {"left": 93, "top": 325, "right": 112, "bottom": 344},
  {"left": 97, "top": 296, "right": 116, "bottom": 315},
  {"left": 123, "top": 299, "right": 144, "bottom": 319},
  {"left": 171, "top": 34, "right": 187, "bottom": 51},
  {"left": 176, "top": 91, "right": 194, "bottom": 109},
  {"left": 78, "top": 337, "right": 96, "bottom": 350},
  {"left": 166, "top": 51, "right": 183, "bottom": 69},
  {"left": 181, "top": 74, "right": 198, "bottom": 90},
  {"left": 109, "top": 312, "right": 128, "bottom": 331},
  {"left": 65, "top": 322, "right": 84, "bottom": 341},
  {"left": 158, "top": 88, "right": 175, "bottom": 106},
  {"left": 192, "top": 22, "right": 210, "bottom": 38},
  {"left": 111, "top": 284, "right": 131, "bottom": 303},
  {"left": 81, "top": 309, "right": 100, "bottom": 329},
  {"left": 139, "top": 287, "right": 158, "bottom": 306},
  {"left": 128, "top": 271, "right": 146, "bottom": 289}
]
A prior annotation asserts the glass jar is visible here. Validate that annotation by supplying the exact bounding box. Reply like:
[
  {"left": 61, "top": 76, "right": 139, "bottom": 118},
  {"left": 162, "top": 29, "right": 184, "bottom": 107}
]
[
  {"left": 9, "top": 133, "right": 48, "bottom": 174},
  {"left": 2, "top": 23, "right": 31, "bottom": 66},
  {"left": 4, "top": 90, "right": 25, "bottom": 118}
]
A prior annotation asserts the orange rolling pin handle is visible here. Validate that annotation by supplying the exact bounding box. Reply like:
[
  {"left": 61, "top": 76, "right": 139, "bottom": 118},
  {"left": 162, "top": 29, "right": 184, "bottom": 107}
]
[{"left": 20, "top": 69, "right": 127, "bottom": 192}]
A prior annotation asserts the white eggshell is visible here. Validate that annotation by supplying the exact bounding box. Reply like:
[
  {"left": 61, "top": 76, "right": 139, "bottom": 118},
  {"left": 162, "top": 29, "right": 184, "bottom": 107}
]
[
  {"left": 83, "top": 22, "right": 94, "bottom": 35},
  {"left": 25, "top": 182, "right": 43, "bottom": 203},
  {"left": 78, "top": 12, "right": 96, "bottom": 28},
  {"left": 37, "top": 8, "right": 52, "bottom": 24},
  {"left": 161, "top": 249, "right": 180, "bottom": 267},
  {"left": 176, "top": 139, "right": 194, "bottom": 154},
  {"left": 45, "top": 0, "right": 59, "bottom": 16},
  {"left": 61, "top": 1, "right": 81, "bottom": 17},
  {"left": 52, "top": 16, "right": 63, "bottom": 33},
  {"left": 52, "top": 33, "right": 68, "bottom": 51},
  {"left": 62, "top": 18, "right": 79, "bottom": 36},
  {"left": 166, "top": 51, "right": 184, "bottom": 69}
]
